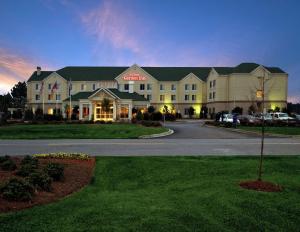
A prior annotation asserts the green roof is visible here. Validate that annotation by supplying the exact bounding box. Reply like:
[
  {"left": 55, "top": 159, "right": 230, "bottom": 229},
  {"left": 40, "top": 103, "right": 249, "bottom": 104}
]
[
  {"left": 64, "top": 88, "right": 147, "bottom": 102},
  {"left": 28, "top": 71, "right": 53, "bottom": 81},
  {"left": 108, "top": 88, "right": 148, "bottom": 101},
  {"left": 28, "top": 63, "right": 286, "bottom": 83},
  {"left": 56, "top": 66, "right": 128, "bottom": 81}
]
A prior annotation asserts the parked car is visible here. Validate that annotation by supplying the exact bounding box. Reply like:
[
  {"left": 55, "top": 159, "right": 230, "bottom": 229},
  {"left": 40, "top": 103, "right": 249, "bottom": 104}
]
[
  {"left": 270, "top": 112, "right": 294, "bottom": 120},
  {"left": 270, "top": 112, "right": 297, "bottom": 126},
  {"left": 219, "top": 114, "right": 240, "bottom": 124},
  {"left": 238, "top": 115, "right": 260, "bottom": 126}
]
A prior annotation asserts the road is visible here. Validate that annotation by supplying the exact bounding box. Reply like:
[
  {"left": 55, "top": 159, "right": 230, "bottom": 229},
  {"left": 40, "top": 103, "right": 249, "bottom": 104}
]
[{"left": 0, "top": 121, "right": 299, "bottom": 156}]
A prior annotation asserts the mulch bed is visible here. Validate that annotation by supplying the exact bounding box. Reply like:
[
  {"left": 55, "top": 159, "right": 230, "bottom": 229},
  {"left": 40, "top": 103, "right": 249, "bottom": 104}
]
[
  {"left": 0, "top": 157, "right": 95, "bottom": 213},
  {"left": 239, "top": 180, "right": 282, "bottom": 192}
]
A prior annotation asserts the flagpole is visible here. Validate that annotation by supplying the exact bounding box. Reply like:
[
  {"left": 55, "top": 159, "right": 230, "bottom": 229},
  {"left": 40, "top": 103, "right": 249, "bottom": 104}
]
[{"left": 69, "top": 78, "right": 72, "bottom": 120}]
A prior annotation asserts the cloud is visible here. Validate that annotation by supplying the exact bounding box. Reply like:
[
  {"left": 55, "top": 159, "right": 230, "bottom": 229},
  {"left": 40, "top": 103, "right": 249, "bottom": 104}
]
[
  {"left": 0, "top": 47, "right": 51, "bottom": 94},
  {"left": 81, "top": 1, "right": 143, "bottom": 54},
  {"left": 288, "top": 95, "right": 300, "bottom": 104}
]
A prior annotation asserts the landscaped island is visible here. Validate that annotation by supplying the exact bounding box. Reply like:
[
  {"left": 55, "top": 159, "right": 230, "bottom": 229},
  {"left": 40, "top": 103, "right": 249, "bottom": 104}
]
[
  {"left": 238, "top": 126, "right": 300, "bottom": 135},
  {"left": 0, "top": 156, "right": 299, "bottom": 231},
  {"left": 0, "top": 123, "right": 168, "bottom": 139}
]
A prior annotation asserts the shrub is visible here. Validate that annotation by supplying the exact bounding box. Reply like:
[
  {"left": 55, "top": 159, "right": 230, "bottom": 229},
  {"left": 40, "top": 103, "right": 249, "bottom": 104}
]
[
  {"left": 16, "top": 164, "right": 37, "bottom": 177},
  {"left": 165, "top": 113, "right": 176, "bottom": 121},
  {"left": 140, "top": 120, "right": 162, "bottom": 127},
  {"left": 21, "top": 155, "right": 38, "bottom": 168},
  {"left": 147, "top": 106, "right": 155, "bottom": 114},
  {"left": 0, "top": 159, "right": 17, "bottom": 171},
  {"left": 0, "top": 155, "right": 10, "bottom": 164},
  {"left": 106, "top": 120, "right": 113, "bottom": 124},
  {"left": 136, "top": 110, "right": 144, "bottom": 121},
  {"left": 1, "top": 178, "right": 34, "bottom": 201},
  {"left": 27, "top": 171, "right": 52, "bottom": 192},
  {"left": 33, "top": 152, "right": 90, "bottom": 160},
  {"left": 24, "top": 109, "right": 34, "bottom": 121},
  {"left": 151, "top": 111, "right": 163, "bottom": 121},
  {"left": 143, "top": 112, "right": 150, "bottom": 120},
  {"left": 44, "top": 163, "right": 64, "bottom": 181}
]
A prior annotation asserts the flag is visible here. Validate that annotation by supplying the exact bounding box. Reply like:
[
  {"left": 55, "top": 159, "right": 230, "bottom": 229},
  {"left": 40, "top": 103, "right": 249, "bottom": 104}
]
[
  {"left": 51, "top": 81, "right": 58, "bottom": 93},
  {"left": 39, "top": 81, "right": 44, "bottom": 94}
]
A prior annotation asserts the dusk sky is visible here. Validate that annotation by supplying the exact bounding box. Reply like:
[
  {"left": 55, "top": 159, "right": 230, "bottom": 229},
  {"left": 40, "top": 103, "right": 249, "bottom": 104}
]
[{"left": 0, "top": 0, "right": 299, "bottom": 102}]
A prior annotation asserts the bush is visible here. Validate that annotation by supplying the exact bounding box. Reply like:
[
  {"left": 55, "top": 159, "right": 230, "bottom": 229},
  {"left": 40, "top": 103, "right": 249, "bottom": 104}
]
[
  {"left": 147, "top": 106, "right": 155, "bottom": 114},
  {"left": 1, "top": 178, "right": 34, "bottom": 201},
  {"left": 21, "top": 155, "right": 38, "bottom": 168},
  {"left": 143, "top": 112, "right": 150, "bottom": 121},
  {"left": 44, "top": 163, "right": 64, "bottom": 181},
  {"left": 33, "top": 152, "right": 90, "bottom": 160},
  {"left": 16, "top": 164, "right": 37, "bottom": 177},
  {"left": 0, "top": 159, "right": 17, "bottom": 171},
  {"left": 151, "top": 111, "right": 163, "bottom": 121},
  {"left": 136, "top": 110, "right": 144, "bottom": 121},
  {"left": 24, "top": 109, "right": 34, "bottom": 121},
  {"left": 27, "top": 171, "right": 52, "bottom": 192},
  {"left": 0, "top": 155, "right": 10, "bottom": 164},
  {"left": 165, "top": 113, "right": 176, "bottom": 121}
]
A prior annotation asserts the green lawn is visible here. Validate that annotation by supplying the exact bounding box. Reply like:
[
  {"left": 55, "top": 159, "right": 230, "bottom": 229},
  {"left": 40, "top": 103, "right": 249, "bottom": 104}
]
[
  {"left": 238, "top": 126, "right": 300, "bottom": 135},
  {"left": 0, "top": 124, "right": 167, "bottom": 139},
  {"left": 1, "top": 156, "right": 300, "bottom": 232}
]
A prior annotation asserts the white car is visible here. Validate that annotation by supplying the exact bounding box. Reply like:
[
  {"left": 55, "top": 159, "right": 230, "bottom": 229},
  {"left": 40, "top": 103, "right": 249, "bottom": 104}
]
[
  {"left": 219, "top": 114, "right": 240, "bottom": 124},
  {"left": 271, "top": 112, "right": 293, "bottom": 120}
]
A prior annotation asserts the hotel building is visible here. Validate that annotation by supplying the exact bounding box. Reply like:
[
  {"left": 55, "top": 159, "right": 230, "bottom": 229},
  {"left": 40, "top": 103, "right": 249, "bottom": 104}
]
[{"left": 26, "top": 63, "right": 288, "bottom": 121}]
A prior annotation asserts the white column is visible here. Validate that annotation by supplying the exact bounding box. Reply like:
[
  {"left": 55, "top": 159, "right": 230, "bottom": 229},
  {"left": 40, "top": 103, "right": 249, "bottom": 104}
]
[
  {"left": 113, "top": 101, "right": 117, "bottom": 121},
  {"left": 79, "top": 103, "right": 83, "bottom": 120},
  {"left": 88, "top": 102, "right": 92, "bottom": 121},
  {"left": 128, "top": 103, "right": 132, "bottom": 120}
]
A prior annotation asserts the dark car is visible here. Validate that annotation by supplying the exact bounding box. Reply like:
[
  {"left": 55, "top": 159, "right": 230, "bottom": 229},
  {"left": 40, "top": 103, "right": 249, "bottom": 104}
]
[{"left": 238, "top": 115, "right": 260, "bottom": 126}]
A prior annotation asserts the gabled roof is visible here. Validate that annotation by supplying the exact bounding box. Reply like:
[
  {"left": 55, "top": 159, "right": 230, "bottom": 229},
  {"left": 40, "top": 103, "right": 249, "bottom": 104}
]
[
  {"left": 56, "top": 66, "right": 128, "bottom": 81},
  {"left": 141, "top": 67, "right": 211, "bottom": 81},
  {"left": 27, "top": 63, "right": 287, "bottom": 83},
  {"left": 64, "top": 88, "right": 148, "bottom": 102},
  {"left": 28, "top": 71, "right": 53, "bottom": 81}
]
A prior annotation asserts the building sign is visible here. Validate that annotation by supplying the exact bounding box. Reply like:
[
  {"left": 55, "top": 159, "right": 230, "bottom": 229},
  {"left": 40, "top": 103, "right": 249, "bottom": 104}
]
[{"left": 122, "top": 73, "right": 147, "bottom": 81}]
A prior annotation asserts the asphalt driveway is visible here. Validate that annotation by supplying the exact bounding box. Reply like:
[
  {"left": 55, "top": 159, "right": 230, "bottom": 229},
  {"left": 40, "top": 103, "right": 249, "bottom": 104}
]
[{"left": 162, "top": 120, "right": 260, "bottom": 139}]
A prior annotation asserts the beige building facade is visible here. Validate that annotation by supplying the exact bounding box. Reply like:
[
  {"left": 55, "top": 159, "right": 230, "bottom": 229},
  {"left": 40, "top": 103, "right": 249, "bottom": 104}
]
[{"left": 27, "top": 63, "right": 288, "bottom": 120}]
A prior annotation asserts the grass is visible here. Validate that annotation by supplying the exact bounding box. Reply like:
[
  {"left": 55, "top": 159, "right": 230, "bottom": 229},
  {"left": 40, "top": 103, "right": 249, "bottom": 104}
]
[
  {"left": 238, "top": 126, "right": 300, "bottom": 135},
  {"left": 1, "top": 156, "right": 300, "bottom": 232},
  {"left": 0, "top": 124, "right": 168, "bottom": 139}
]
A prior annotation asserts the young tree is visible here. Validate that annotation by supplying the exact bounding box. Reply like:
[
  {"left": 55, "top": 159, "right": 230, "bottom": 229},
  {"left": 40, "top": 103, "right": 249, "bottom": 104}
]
[
  {"left": 101, "top": 98, "right": 111, "bottom": 119},
  {"left": 188, "top": 106, "right": 195, "bottom": 119}
]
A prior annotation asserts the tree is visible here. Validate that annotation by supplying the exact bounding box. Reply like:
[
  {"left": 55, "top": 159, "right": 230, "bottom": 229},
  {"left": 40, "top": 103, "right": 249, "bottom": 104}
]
[
  {"left": 232, "top": 106, "right": 243, "bottom": 115},
  {"left": 163, "top": 105, "right": 169, "bottom": 114},
  {"left": 0, "top": 93, "right": 12, "bottom": 112},
  {"left": 200, "top": 106, "right": 208, "bottom": 119},
  {"left": 10, "top": 82, "right": 27, "bottom": 109},
  {"left": 147, "top": 105, "right": 155, "bottom": 114},
  {"left": 274, "top": 106, "right": 280, "bottom": 112},
  {"left": 188, "top": 106, "right": 195, "bottom": 119},
  {"left": 101, "top": 98, "right": 111, "bottom": 119},
  {"left": 248, "top": 105, "right": 256, "bottom": 115}
]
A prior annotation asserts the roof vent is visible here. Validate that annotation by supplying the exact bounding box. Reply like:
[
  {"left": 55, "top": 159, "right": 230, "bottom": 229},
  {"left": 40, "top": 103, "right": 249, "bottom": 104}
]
[{"left": 37, "top": 66, "right": 41, "bottom": 76}]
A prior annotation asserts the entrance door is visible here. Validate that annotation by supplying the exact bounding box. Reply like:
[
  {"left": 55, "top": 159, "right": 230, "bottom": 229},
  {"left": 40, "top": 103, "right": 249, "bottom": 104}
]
[{"left": 94, "top": 103, "right": 113, "bottom": 121}]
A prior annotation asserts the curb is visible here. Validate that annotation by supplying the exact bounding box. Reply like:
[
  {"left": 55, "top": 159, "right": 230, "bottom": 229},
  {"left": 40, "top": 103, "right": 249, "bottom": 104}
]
[{"left": 139, "top": 129, "right": 174, "bottom": 139}]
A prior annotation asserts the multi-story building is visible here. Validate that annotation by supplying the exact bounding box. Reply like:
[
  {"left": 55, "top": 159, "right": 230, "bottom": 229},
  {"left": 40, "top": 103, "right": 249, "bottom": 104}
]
[{"left": 26, "top": 63, "right": 288, "bottom": 121}]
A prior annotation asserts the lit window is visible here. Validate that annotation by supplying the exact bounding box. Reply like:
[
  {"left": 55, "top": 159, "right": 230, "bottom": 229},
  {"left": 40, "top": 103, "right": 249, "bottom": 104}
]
[
  {"left": 171, "top": 95, "right": 176, "bottom": 101},
  {"left": 192, "top": 84, "right": 197, "bottom": 90},
  {"left": 160, "top": 84, "right": 164, "bottom": 91},
  {"left": 185, "top": 95, "right": 189, "bottom": 101},
  {"left": 48, "top": 94, "right": 53, "bottom": 100},
  {"left": 120, "top": 105, "right": 129, "bottom": 118},
  {"left": 140, "top": 84, "right": 145, "bottom": 90},
  {"left": 160, "top": 95, "right": 165, "bottom": 101},
  {"left": 171, "top": 84, "right": 176, "bottom": 91},
  {"left": 192, "top": 95, "right": 196, "bottom": 101},
  {"left": 185, "top": 84, "right": 189, "bottom": 90}
]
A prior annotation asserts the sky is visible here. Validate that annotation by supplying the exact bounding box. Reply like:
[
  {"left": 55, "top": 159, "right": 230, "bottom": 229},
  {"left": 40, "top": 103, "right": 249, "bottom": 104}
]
[{"left": 0, "top": 0, "right": 299, "bottom": 102}]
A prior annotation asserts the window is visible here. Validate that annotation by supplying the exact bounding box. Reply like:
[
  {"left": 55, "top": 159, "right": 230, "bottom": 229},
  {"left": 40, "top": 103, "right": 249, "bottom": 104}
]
[
  {"left": 160, "top": 84, "right": 164, "bottom": 91},
  {"left": 209, "top": 93, "right": 212, "bottom": 99},
  {"left": 160, "top": 95, "right": 165, "bottom": 101},
  {"left": 209, "top": 81, "right": 212, "bottom": 88},
  {"left": 184, "top": 108, "right": 189, "bottom": 115},
  {"left": 192, "top": 84, "right": 197, "bottom": 90},
  {"left": 185, "top": 95, "right": 189, "bottom": 101},
  {"left": 192, "top": 95, "right": 196, "bottom": 101},
  {"left": 48, "top": 94, "right": 53, "bottom": 100},
  {"left": 213, "top": 80, "right": 216, "bottom": 87},
  {"left": 124, "top": 84, "right": 129, "bottom": 91},
  {"left": 120, "top": 105, "right": 129, "bottom": 118},
  {"left": 56, "top": 94, "right": 61, "bottom": 100},
  {"left": 171, "top": 84, "right": 176, "bottom": 91},
  {"left": 146, "top": 94, "right": 152, "bottom": 101},
  {"left": 140, "top": 84, "right": 145, "bottom": 90},
  {"left": 92, "top": 83, "right": 96, "bottom": 90},
  {"left": 81, "top": 84, "right": 85, "bottom": 91},
  {"left": 147, "top": 84, "right": 152, "bottom": 90},
  {"left": 185, "top": 84, "right": 189, "bottom": 91},
  {"left": 48, "top": 84, "right": 52, "bottom": 90},
  {"left": 213, "top": 92, "right": 216, "bottom": 99},
  {"left": 171, "top": 95, "right": 176, "bottom": 101},
  {"left": 35, "top": 83, "right": 39, "bottom": 90},
  {"left": 35, "top": 94, "right": 40, "bottom": 100}
]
